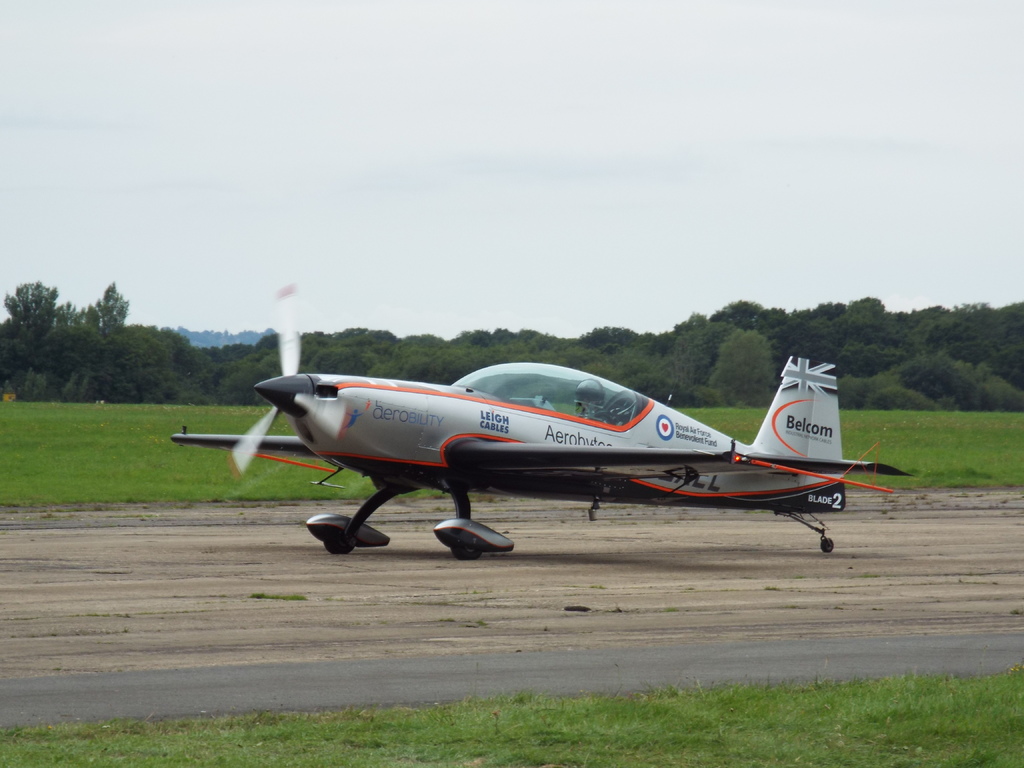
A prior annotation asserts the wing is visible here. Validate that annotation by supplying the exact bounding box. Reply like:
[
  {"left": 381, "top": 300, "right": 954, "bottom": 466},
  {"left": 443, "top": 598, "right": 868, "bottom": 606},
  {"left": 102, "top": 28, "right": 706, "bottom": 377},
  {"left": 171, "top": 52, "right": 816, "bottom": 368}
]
[
  {"left": 447, "top": 439, "right": 726, "bottom": 480},
  {"left": 171, "top": 433, "right": 319, "bottom": 461},
  {"left": 445, "top": 438, "right": 908, "bottom": 482}
]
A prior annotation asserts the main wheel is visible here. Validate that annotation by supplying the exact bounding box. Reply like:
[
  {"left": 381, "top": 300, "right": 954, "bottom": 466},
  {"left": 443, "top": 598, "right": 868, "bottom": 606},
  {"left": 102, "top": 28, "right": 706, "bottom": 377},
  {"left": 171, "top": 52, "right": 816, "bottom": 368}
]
[
  {"left": 450, "top": 545, "right": 482, "bottom": 561},
  {"left": 820, "top": 537, "right": 834, "bottom": 554},
  {"left": 323, "top": 532, "right": 355, "bottom": 555}
]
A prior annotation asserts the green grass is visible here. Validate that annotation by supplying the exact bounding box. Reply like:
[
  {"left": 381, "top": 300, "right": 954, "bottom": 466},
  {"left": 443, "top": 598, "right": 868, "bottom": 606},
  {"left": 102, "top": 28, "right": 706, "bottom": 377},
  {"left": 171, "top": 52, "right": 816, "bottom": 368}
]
[
  {"left": 3, "top": 675, "right": 1023, "bottom": 766},
  {"left": 0, "top": 402, "right": 378, "bottom": 506},
  {"left": 2, "top": 403, "right": 1023, "bottom": 506}
]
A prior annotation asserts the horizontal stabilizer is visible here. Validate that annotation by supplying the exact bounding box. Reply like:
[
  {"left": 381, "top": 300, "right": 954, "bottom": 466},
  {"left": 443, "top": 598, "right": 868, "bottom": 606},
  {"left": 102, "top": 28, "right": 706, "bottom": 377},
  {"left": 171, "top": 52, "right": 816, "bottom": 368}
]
[{"left": 743, "top": 453, "right": 909, "bottom": 478}]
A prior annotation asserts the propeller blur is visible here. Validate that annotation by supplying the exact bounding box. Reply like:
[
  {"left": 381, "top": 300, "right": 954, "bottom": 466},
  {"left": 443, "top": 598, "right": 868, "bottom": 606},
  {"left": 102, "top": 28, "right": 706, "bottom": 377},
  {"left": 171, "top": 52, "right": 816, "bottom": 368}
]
[{"left": 229, "top": 285, "right": 301, "bottom": 475}]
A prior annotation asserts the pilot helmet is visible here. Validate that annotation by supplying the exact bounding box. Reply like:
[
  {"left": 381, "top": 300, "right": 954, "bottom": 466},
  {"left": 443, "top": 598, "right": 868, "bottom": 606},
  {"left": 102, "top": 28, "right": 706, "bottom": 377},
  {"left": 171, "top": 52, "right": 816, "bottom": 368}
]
[{"left": 574, "top": 378, "right": 604, "bottom": 406}]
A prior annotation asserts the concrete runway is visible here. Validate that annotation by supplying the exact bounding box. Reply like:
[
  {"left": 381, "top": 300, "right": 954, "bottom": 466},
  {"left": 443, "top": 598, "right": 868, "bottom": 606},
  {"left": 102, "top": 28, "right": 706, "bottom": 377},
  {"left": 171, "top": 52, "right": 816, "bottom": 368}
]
[
  {"left": 3, "top": 632, "right": 1022, "bottom": 727},
  {"left": 2, "top": 490, "right": 1023, "bottom": 727}
]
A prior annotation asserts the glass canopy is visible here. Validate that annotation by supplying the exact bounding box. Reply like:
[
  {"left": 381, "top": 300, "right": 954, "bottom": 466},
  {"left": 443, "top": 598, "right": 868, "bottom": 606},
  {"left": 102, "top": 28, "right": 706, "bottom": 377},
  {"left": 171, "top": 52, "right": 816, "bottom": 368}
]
[{"left": 454, "top": 363, "right": 647, "bottom": 426}]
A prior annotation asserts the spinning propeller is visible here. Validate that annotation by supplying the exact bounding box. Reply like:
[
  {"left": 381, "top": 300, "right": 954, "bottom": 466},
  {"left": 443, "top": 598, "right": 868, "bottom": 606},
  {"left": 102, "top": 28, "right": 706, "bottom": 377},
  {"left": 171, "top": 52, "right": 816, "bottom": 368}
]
[{"left": 230, "top": 285, "right": 302, "bottom": 475}]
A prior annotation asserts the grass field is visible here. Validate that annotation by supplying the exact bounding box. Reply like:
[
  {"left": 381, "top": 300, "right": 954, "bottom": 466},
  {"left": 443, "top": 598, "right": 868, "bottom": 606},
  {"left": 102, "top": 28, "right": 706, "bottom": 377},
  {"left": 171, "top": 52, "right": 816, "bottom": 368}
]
[
  {"left": 2, "top": 403, "right": 1022, "bottom": 506},
  {"left": 4, "top": 675, "right": 1023, "bottom": 767},
  {"left": 0, "top": 403, "right": 378, "bottom": 506}
]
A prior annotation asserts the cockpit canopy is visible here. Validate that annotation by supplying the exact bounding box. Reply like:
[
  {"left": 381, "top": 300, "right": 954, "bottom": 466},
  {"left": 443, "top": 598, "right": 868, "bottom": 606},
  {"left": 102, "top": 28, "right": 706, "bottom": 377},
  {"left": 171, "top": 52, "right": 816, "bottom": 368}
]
[{"left": 454, "top": 363, "right": 648, "bottom": 427}]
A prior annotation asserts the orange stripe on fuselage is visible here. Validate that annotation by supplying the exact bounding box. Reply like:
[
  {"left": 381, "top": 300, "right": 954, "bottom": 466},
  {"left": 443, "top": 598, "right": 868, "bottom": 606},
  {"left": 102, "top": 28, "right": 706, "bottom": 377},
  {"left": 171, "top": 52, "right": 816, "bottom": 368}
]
[{"left": 329, "top": 380, "right": 654, "bottom": 432}]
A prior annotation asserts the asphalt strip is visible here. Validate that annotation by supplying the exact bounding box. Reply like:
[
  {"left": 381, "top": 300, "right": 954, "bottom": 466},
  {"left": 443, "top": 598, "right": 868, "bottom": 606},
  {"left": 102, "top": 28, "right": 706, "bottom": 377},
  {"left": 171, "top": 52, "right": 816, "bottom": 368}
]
[{"left": 2, "top": 632, "right": 1022, "bottom": 728}]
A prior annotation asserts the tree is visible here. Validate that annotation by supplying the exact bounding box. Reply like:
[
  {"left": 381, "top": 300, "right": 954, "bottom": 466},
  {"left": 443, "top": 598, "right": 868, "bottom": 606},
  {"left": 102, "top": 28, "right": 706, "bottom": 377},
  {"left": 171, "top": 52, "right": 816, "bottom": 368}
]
[
  {"left": 708, "top": 330, "right": 776, "bottom": 407},
  {"left": 669, "top": 315, "right": 733, "bottom": 406},
  {"left": 710, "top": 300, "right": 767, "bottom": 331},
  {"left": 97, "top": 282, "right": 130, "bottom": 336},
  {"left": 19, "top": 369, "right": 49, "bottom": 401},
  {"left": 3, "top": 282, "right": 59, "bottom": 339},
  {"left": 84, "top": 283, "right": 130, "bottom": 337},
  {"left": 2, "top": 282, "right": 61, "bottom": 382},
  {"left": 898, "top": 353, "right": 977, "bottom": 410},
  {"left": 579, "top": 327, "right": 639, "bottom": 353},
  {"left": 4, "top": 279, "right": 1023, "bottom": 410}
]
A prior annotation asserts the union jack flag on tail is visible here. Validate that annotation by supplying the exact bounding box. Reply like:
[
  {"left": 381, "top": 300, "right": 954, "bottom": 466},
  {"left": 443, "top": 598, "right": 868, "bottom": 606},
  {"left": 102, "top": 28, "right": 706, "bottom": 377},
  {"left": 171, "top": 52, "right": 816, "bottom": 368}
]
[{"left": 779, "top": 358, "right": 837, "bottom": 396}]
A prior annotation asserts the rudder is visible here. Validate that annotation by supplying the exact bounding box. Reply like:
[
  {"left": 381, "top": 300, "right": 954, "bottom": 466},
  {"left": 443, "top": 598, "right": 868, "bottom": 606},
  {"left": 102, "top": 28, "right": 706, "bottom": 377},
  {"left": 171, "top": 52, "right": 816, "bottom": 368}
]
[{"left": 750, "top": 358, "right": 843, "bottom": 461}]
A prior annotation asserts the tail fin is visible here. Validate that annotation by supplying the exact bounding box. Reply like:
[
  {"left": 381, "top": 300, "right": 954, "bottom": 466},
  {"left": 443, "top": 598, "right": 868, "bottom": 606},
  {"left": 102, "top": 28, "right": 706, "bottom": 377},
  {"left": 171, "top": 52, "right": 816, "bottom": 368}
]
[{"left": 750, "top": 358, "right": 842, "bottom": 461}]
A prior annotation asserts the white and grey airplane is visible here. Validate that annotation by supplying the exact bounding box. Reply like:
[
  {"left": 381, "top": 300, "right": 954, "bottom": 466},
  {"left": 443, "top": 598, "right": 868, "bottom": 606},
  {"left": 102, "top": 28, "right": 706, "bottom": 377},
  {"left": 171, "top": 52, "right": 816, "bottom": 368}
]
[{"left": 173, "top": 289, "right": 905, "bottom": 560}]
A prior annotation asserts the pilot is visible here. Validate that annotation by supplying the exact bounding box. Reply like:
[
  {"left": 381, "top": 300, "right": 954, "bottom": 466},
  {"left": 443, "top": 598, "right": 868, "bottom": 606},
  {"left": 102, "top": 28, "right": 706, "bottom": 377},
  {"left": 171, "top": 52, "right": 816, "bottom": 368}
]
[{"left": 574, "top": 378, "right": 605, "bottom": 419}]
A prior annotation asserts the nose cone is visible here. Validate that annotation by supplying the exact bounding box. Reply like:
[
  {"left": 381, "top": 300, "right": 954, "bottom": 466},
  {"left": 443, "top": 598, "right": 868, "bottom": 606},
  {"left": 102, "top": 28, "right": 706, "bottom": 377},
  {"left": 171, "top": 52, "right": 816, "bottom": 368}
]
[{"left": 254, "top": 374, "right": 314, "bottom": 417}]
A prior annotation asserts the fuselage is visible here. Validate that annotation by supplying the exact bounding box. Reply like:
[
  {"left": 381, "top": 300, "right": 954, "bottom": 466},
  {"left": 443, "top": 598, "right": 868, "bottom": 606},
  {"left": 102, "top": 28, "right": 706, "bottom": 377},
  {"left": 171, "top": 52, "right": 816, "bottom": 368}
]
[{"left": 270, "top": 363, "right": 834, "bottom": 510}]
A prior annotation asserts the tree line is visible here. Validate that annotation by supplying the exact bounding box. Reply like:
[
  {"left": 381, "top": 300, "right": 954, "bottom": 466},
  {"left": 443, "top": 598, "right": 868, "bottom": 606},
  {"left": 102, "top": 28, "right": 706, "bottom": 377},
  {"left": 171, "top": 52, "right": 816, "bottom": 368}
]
[{"left": 2, "top": 282, "right": 1023, "bottom": 411}]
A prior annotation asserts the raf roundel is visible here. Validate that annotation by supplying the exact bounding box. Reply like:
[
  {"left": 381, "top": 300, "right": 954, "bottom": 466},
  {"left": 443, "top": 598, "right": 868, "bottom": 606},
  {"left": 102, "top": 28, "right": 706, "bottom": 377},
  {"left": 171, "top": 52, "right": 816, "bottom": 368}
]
[{"left": 656, "top": 415, "right": 674, "bottom": 441}]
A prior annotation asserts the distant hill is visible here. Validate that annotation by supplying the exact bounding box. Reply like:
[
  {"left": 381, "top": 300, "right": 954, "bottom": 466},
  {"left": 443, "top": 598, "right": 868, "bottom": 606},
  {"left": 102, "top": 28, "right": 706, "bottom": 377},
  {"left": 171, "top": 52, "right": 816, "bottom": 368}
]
[{"left": 169, "top": 327, "right": 274, "bottom": 348}]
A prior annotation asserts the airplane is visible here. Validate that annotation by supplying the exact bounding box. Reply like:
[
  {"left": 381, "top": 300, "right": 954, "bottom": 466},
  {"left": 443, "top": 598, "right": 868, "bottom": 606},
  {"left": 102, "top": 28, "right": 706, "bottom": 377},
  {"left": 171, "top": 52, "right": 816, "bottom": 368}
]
[{"left": 172, "top": 290, "right": 906, "bottom": 560}]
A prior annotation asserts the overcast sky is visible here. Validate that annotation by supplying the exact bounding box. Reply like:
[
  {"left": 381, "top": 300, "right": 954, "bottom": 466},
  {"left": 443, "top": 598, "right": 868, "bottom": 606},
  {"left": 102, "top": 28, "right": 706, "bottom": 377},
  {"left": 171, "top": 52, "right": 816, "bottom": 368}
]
[{"left": 3, "top": 1, "right": 1021, "bottom": 340}]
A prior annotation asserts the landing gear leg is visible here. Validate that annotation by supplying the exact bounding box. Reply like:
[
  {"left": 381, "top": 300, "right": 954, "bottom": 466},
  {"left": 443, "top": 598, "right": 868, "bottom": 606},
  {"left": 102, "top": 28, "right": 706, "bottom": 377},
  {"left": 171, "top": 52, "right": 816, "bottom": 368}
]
[
  {"left": 306, "top": 484, "right": 403, "bottom": 555},
  {"left": 448, "top": 482, "right": 472, "bottom": 520},
  {"left": 773, "top": 510, "right": 835, "bottom": 554},
  {"left": 344, "top": 485, "right": 403, "bottom": 544},
  {"left": 443, "top": 482, "right": 481, "bottom": 560}
]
